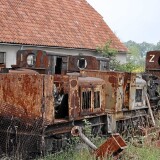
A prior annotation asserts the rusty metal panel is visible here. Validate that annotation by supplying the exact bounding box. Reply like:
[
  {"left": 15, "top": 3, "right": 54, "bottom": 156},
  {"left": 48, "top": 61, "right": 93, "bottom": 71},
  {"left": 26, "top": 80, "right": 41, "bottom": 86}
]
[
  {"left": 79, "top": 77, "right": 105, "bottom": 116},
  {"left": 95, "top": 133, "right": 127, "bottom": 158},
  {"left": 146, "top": 51, "right": 160, "bottom": 71},
  {"left": 54, "top": 74, "right": 105, "bottom": 120},
  {"left": 81, "top": 70, "right": 124, "bottom": 113},
  {"left": 123, "top": 73, "right": 130, "bottom": 108},
  {"left": 54, "top": 75, "right": 69, "bottom": 94},
  {"left": 146, "top": 51, "right": 160, "bottom": 77},
  {"left": 15, "top": 50, "right": 49, "bottom": 69},
  {"left": 123, "top": 73, "right": 136, "bottom": 110},
  {"left": 43, "top": 75, "right": 54, "bottom": 124},
  {"left": 54, "top": 74, "right": 80, "bottom": 120},
  {"left": 0, "top": 73, "right": 54, "bottom": 124},
  {"left": 68, "top": 55, "right": 99, "bottom": 72},
  {"left": 129, "top": 73, "right": 136, "bottom": 110},
  {"left": 68, "top": 76, "right": 80, "bottom": 120}
]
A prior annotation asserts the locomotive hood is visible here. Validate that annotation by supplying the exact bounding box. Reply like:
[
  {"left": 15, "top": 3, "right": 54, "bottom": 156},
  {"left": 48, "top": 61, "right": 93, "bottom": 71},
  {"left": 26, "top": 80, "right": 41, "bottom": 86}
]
[{"left": 78, "top": 76, "right": 105, "bottom": 86}]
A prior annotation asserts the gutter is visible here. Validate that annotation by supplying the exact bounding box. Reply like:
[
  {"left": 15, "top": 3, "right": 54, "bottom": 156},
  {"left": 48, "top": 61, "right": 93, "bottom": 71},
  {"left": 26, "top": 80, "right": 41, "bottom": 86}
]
[{"left": 0, "top": 42, "right": 97, "bottom": 52}]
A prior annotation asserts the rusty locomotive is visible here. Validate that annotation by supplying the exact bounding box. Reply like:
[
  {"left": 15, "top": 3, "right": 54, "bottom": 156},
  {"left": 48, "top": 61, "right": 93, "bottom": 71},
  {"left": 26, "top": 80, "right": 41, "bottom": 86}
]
[
  {"left": 143, "top": 51, "right": 160, "bottom": 108},
  {"left": 0, "top": 49, "right": 159, "bottom": 158}
]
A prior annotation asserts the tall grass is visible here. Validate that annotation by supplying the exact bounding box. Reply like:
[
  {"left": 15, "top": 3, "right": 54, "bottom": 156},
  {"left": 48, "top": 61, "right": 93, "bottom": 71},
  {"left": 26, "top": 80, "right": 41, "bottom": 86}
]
[
  {"left": 39, "top": 118, "right": 160, "bottom": 160},
  {"left": 39, "top": 146, "right": 96, "bottom": 160},
  {"left": 122, "top": 144, "right": 160, "bottom": 160},
  {"left": 39, "top": 144, "right": 160, "bottom": 160}
]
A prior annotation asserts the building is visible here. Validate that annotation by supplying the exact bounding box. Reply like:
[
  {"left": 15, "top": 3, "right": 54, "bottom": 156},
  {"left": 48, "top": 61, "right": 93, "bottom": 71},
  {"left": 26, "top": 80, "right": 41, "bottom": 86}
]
[{"left": 0, "top": 0, "right": 128, "bottom": 68}]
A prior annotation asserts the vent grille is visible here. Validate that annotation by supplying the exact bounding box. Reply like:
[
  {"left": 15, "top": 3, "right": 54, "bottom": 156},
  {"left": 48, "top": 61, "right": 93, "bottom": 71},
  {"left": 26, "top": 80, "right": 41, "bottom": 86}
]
[{"left": 82, "top": 91, "right": 91, "bottom": 110}]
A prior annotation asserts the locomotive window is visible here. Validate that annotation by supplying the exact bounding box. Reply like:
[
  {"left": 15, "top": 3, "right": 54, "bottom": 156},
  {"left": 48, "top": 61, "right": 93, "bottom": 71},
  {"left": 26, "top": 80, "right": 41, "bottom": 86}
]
[
  {"left": 77, "top": 58, "right": 87, "bottom": 69},
  {"left": 94, "top": 91, "right": 100, "bottom": 108},
  {"left": 135, "top": 89, "right": 142, "bottom": 102},
  {"left": 27, "top": 54, "right": 36, "bottom": 66},
  {"left": 82, "top": 91, "right": 91, "bottom": 110}
]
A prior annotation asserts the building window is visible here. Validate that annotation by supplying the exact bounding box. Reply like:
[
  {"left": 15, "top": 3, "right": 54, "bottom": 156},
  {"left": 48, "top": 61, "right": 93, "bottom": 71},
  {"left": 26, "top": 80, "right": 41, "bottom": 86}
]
[{"left": 0, "top": 52, "right": 6, "bottom": 64}]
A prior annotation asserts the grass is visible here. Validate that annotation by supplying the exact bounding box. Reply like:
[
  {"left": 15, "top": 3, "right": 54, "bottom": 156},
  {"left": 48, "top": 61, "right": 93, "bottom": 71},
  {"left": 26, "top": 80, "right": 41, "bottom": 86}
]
[
  {"left": 40, "top": 118, "right": 160, "bottom": 160},
  {"left": 122, "top": 144, "right": 160, "bottom": 160},
  {"left": 2, "top": 134, "right": 159, "bottom": 160},
  {"left": 39, "top": 139, "right": 160, "bottom": 160},
  {"left": 39, "top": 147, "right": 96, "bottom": 160}
]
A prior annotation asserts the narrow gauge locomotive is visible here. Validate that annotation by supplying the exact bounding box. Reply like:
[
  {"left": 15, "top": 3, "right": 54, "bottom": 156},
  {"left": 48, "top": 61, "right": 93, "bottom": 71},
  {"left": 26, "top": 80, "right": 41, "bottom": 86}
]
[{"left": 0, "top": 49, "right": 152, "bottom": 158}]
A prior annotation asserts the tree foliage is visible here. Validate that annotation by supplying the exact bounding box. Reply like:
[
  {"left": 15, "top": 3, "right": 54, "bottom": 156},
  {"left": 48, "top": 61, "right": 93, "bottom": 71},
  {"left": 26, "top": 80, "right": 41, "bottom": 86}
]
[
  {"left": 97, "top": 40, "right": 160, "bottom": 72},
  {"left": 97, "top": 41, "right": 118, "bottom": 58},
  {"left": 123, "top": 40, "right": 160, "bottom": 72},
  {"left": 124, "top": 40, "right": 160, "bottom": 58}
]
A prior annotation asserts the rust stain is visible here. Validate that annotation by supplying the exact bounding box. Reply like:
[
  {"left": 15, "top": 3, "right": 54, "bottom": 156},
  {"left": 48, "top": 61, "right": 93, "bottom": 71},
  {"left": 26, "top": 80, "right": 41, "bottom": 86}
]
[
  {"left": 69, "top": 76, "right": 80, "bottom": 120},
  {"left": 36, "top": 50, "right": 43, "bottom": 67},
  {"left": 0, "top": 73, "right": 54, "bottom": 124},
  {"left": 108, "top": 76, "right": 117, "bottom": 84},
  {"left": 80, "top": 70, "right": 125, "bottom": 113},
  {"left": 71, "top": 79, "right": 77, "bottom": 88}
]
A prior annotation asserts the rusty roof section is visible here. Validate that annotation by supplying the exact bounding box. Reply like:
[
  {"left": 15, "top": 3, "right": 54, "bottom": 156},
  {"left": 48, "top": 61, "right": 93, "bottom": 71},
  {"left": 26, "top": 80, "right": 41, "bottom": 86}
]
[{"left": 0, "top": 0, "right": 128, "bottom": 52}]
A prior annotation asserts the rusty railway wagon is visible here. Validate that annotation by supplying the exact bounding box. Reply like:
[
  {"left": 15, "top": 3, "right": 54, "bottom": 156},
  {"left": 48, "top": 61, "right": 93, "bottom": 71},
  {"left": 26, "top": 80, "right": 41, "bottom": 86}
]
[
  {"left": 143, "top": 50, "right": 160, "bottom": 111},
  {"left": 0, "top": 49, "right": 152, "bottom": 158}
]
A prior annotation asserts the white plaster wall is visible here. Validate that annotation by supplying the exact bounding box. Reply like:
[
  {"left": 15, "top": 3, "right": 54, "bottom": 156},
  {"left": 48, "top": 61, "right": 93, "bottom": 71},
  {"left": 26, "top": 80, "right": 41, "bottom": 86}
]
[
  {"left": 115, "top": 52, "right": 127, "bottom": 64},
  {"left": 0, "top": 45, "right": 20, "bottom": 68},
  {"left": 0, "top": 44, "right": 127, "bottom": 68}
]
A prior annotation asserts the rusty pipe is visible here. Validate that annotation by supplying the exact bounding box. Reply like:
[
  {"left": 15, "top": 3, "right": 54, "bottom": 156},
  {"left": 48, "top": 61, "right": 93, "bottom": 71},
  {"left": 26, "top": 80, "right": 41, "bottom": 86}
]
[{"left": 71, "top": 126, "right": 97, "bottom": 150}]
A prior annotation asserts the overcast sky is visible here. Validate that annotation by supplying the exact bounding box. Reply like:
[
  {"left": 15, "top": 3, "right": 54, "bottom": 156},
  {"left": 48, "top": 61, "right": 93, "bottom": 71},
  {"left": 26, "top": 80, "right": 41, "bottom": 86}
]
[{"left": 86, "top": 0, "right": 160, "bottom": 44}]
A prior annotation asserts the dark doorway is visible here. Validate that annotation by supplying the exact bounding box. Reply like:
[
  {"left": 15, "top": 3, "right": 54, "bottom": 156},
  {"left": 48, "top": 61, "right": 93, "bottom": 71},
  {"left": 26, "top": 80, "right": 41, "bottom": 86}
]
[{"left": 55, "top": 57, "right": 62, "bottom": 74}]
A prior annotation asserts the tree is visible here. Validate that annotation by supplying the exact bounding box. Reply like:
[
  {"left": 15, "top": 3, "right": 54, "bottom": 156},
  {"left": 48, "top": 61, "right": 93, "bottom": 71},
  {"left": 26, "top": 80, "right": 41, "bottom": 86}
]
[
  {"left": 154, "top": 41, "right": 160, "bottom": 50},
  {"left": 97, "top": 40, "right": 141, "bottom": 72},
  {"left": 139, "top": 42, "right": 155, "bottom": 57},
  {"left": 97, "top": 41, "right": 118, "bottom": 58},
  {"left": 124, "top": 41, "right": 155, "bottom": 58}
]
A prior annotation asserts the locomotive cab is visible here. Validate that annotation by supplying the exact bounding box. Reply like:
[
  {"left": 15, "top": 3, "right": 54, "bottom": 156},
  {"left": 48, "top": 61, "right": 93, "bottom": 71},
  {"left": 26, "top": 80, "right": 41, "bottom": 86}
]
[{"left": 11, "top": 50, "right": 109, "bottom": 74}]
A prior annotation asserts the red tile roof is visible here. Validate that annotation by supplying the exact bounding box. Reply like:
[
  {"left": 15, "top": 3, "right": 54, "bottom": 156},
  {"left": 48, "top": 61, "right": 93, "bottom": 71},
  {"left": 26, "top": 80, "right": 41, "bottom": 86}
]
[{"left": 0, "top": 0, "right": 128, "bottom": 52}]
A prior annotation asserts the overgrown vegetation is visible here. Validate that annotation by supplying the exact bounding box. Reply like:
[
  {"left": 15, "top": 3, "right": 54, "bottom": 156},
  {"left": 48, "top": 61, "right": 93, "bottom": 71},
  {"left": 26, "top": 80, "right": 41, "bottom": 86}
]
[
  {"left": 40, "top": 129, "right": 160, "bottom": 160},
  {"left": 97, "top": 41, "right": 118, "bottom": 58},
  {"left": 40, "top": 119, "right": 160, "bottom": 160},
  {"left": 40, "top": 145, "right": 160, "bottom": 160},
  {"left": 122, "top": 144, "right": 160, "bottom": 160},
  {"left": 39, "top": 120, "right": 104, "bottom": 160},
  {"left": 97, "top": 40, "right": 146, "bottom": 72}
]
